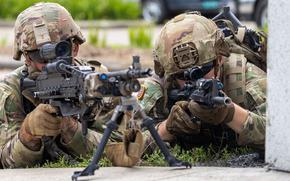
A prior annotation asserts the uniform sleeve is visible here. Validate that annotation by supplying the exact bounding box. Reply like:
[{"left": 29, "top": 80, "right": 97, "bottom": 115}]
[
  {"left": 61, "top": 97, "right": 123, "bottom": 157},
  {"left": 136, "top": 80, "right": 168, "bottom": 154},
  {"left": 238, "top": 76, "right": 266, "bottom": 148},
  {"left": 0, "top": 86, "right": 43, "bottom": 168},
  {"left": 137, "top": 80, "right": 167, "bottom": 121},
  {"left": 60, "top": 122, "right": 103, "bottom": 157}
]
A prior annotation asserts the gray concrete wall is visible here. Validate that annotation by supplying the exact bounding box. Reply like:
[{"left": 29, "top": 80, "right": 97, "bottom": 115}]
[{"left": 266, "top": 0, "right": 290, "bottom": 171}]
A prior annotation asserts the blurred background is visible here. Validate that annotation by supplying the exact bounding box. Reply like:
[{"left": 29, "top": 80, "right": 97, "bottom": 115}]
[{"left": 0, "top": 0, "right": 268, "bottom": 77}]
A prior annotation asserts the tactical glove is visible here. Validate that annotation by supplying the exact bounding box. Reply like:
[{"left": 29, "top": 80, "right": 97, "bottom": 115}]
[
  {"left": 105, "top": 129, "right": 144, "bottom": 167},
  {"left": 19, "top": 104, "right": 62, "bottom": 150},
  {"left": 60, "top": 117, "right": 79, "bottom": 144},
  {"left": 188, "top": 100, "right": 235, "bottom": 125},
  {"left": 166, "top": 101, "right": 200, "bottom": 135}
]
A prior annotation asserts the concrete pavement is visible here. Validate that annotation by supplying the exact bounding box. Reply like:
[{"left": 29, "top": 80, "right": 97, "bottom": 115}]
[{"left": 0, "top": 167, "right": 289, "bottom": 181}]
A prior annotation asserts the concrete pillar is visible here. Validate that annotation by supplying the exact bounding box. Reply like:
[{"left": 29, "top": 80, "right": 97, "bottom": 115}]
[{"left": 266, "top": 0, "right": 290, "bottom": 171}]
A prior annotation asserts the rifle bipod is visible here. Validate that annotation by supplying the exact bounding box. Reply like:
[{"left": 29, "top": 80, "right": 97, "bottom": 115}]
[{"left": 72, "top": 96, "right": 191, "bottom": 181}]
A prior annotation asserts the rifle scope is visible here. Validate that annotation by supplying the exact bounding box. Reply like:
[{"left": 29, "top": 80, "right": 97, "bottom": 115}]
[{"left": 39, "top": 41, "right": 71, "bottom": 61}]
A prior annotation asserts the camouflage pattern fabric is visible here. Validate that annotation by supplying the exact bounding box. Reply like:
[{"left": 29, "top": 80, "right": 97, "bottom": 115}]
[
  {"left": 13, "top": 2, "right": 85, "bottom": 60},
  {"left": 0, "top": 2, "right": 128, "bottom": 168},
  {"left": 153, "top": 12, "right": 226, "bottom": 78},
  {"left": 0, "top": 59, "right": 121, "bottom": 168},
  {"left": 138, "top": 58, "right": 267, "bottom": 149},
  {"left": 238, "top": 64, "right": 266, "bottom": 147},
  {"left": 138, "top": 77, "right": 167, "bottom": 121},
  {"left": 139, "top": 12, "right": 267, "bottom": 150}
]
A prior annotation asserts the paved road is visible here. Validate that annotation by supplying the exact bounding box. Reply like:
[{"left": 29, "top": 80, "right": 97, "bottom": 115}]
[{"left": 0, "top": 167, "right": 289, "bottom": 181}]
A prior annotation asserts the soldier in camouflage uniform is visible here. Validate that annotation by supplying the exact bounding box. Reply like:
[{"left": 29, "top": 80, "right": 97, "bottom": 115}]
[
  {"left": 0, "top": 2, "right": 142, "bottom": 168},
  {"left": 138, "top": 12, "right": 266, "bottom": 151}
]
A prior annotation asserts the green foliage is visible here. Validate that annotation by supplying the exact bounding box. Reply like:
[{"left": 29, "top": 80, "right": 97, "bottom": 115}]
[
  {"left": 40, "top": 156, "right": 112, "bottom": 168},
  {"left": 0, "top": 0, "right": 140, "bottom": 20},
  {"left": 141, "top": 145, "right": 254, "bottom": 166},
  {"left": 88, "top": 28, "right": 107, "bottom": 48},
  {"left": 142, "top": 149, "right": 167, "bottom": 166},
  {"left": 128, "top": 26, "right": 153, "bottom": 48},
  {"left": 141, "top": 145, "right": 210, "bottom": 166},
  {"left": 0, "top": 37, "right": 7, "bottom": 47},
  {"left": 263, "top": 23, "right": 268, "bottom": 34},
  {"left": 32, "top": 145, "right": 253, "bottom": 168},
  {"left": 191, "top": 146, "right": 210, "bottom": 162}
]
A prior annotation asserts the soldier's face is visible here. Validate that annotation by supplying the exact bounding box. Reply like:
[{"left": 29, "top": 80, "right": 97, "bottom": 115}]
[
  {"left": 31, "top": 61, "right": 46, "bottom": 71},
  {"left": 71, "top": 42, "right": 79, "bottom": 57},
  {"left": 176, "top": 56, "right": 225, "bottom": 89},
  {"left": 200, "top": 56, "right": 225, "bottom": 79},
  {"left": 23, "top": 52, "right": 46, "bottom": 71},
  {"left": 23, "top": 43, "right": 79, "bottom": 71},
  {"left": 176, "top": 79, "right": 186, "bottom": 89},
  {"left": 176, "top": 68, "right": 215, "bottom": 89},
  {"left": 24, "top": 57, "right": 46, "bottom": 71}
]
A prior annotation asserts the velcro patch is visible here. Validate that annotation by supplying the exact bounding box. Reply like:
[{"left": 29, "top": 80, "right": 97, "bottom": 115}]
[{"left": 33, "top": 22, "right": 51, "bottom": 46}]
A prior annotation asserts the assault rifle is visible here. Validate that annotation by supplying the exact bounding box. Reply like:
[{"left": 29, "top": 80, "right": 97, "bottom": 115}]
[
  {"left": 167, "top": 67, "right": 232, "bottom": 149},
  {"left": 213, "top": 6, "right": 267, "bottom": 72},
  {"left": 22, "top": 41, "right": 191, "bottom": 181},
  {"left": 168, "top": 65, "right": 231, "bottom": 110}
]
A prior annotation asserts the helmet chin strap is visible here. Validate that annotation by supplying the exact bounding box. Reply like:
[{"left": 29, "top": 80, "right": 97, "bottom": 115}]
[{"left": 213, "top": 57, "right": 221, "bottom": 79}]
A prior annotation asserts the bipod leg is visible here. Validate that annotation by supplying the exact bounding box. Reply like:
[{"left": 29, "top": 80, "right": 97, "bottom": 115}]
[
  {"left": 72, "top": 106, "right": 124, "bottom": 181},
  {"left": 140, "top": 111, "right": 192, "bottom": 168}
]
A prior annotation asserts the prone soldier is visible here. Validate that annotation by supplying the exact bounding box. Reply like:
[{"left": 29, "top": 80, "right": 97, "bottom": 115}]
[
  {"left": 138, "top": 12, "right": 266, "bottom": 151},
  {"left": 0, "top": 2, "right": 143, "bottom": 168}
]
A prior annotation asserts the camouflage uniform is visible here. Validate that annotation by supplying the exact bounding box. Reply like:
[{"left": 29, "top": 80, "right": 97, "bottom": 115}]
[
  {"left": 0, "top": 2, "right": 119, "bottom": 168},
  {"left": 139, "top": 57, "right": 266, "bottom": 148},
  {"left": 0, "top": 60, "right": 108, "bottom": 168},
  {"left": 138, "top": 13, "right": 266, "bottom": 149}
]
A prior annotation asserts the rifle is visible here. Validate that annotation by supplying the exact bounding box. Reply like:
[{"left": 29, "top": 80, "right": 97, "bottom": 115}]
[
  {"left": 212, "top": 6, "right": 267, "bottom": 72},
  {"left": 167, "top": 66, "right": 233, "bottom": 150},
  {"left": 168, "top": 64, "right": 231, "bottom": 110},
  {"left": 23, "top": 48, "right": 151, "bottom": 136},
  {"left": 22, "top": 41, "right": 191, "bottom": 181}
]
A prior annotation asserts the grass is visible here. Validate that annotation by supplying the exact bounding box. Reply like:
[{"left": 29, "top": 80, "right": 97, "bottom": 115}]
[
  {"left": 87, "top": 25, "right": 154, "bottom": 49},
  {"left": 262, "top": 23, "right": 268, "bottom": 34},
  {"left": 88, "top": 28, "right": 107, "bottom": 48},
  {"left": 128, "top": 26, "right": 153, "bottom": 49},
  {"left": 0, "top": 37, "right": 7, "bottom": 47},
  {"left": 0, "top": 0, "right": 141, "bottom": 20},
  {"left": 38, "top": 145, "right": 254, "bottom": 168},
  {"left": 41, "top": 156, "right": 112, "bottom": 168}
]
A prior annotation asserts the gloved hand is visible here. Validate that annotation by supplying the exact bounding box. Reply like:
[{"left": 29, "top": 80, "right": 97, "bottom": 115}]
[
  {"left": 19, "top": 104, "right": 62, "bottom": 150},
  {"left": 105, "top": 129, "right": 144, "bottom": 167},
  {"left": 60, "top": 117, "right": 79, "bottom": 144},
  {"left": 166, "top": 101, "right": 200, "bottom": 135},
  {"left": 188, "top": 100, "right": 235, "bottom": 125}
]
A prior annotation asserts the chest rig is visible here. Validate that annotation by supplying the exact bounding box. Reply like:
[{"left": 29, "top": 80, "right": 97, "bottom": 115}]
[{"left": 222, "top": 53, "right": 247, "bottom": 107}]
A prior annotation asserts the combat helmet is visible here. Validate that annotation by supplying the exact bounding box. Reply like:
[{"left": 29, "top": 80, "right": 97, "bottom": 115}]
[
  {"left": 13, "top": 2, "right": 85, "bottom": 60},
  {"left": 153, "top": 12, "right": 228, "bottom": 78}
]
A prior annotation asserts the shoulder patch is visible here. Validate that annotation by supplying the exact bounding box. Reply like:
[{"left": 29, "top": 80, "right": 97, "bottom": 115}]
[{"left": 137, "top": 85, "right": 147, "bottom": 100}]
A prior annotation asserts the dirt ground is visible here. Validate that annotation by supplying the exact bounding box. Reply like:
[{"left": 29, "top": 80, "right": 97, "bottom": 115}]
[{"left": 0, "top": 44, "right": 153, "bottom": 71}]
